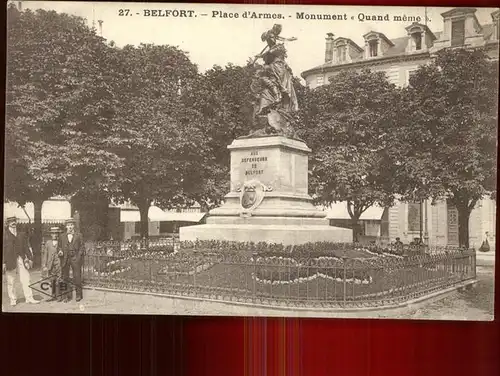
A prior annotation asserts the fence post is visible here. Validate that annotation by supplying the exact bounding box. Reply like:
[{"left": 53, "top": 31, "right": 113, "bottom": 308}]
[
  {"left": 342, "top": 257, "right": 347, "bottom": 308},
  {"left": 472, "top": 249, "right": 476, "bottom": 279},
  {"left": 252, "top": 252, "right": 257, "bottom": 303},
  {"left": 192, "top": 253, "right": 197, "bottom": 294},
  {"left": 97, "top": 243, "right": 101, "bottom": 287}
]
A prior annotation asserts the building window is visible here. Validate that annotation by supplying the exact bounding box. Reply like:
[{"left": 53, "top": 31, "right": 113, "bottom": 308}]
[
  {"left": 336, "top": 46, "right": 347, "bottom": 62},
  {"left": 411, "top": 32, "right": 422, "bottom": 50},
  {"left": 406, "top": 69, "right": 417, "bottom": 86},
  {"left": 385, "top": 66, "right": 399, "bottom": 86},
  {"left": 407, "top": 202, "right": 422, "bottom": 232},
  {"left": 316, "top": 76, "right": 324, "bottom": 86},
  {"left": 447, "top": 202, "right": 459, "bottom": 246},
  {"left": 451, "top": 19, "right": 466, "bottom": 47},
  {"left": 134, "top": 222, "right": 141, "bottom": 234},
  {"left": 368, "top": 40, "right": 378, "bottom": 57},
  {"left": 177, "top": 78, "right": 182, "bottom": 96}
]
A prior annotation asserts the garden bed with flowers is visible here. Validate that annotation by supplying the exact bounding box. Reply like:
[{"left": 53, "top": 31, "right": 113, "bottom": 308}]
[
  {"left": 84, "top": 240, "right": 177, "bottom": 279},
  {"left": 83, "top": 240, "right": 474, "bottom": 307}
]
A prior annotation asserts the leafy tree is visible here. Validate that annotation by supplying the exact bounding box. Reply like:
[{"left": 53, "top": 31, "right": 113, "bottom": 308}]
[
  {"left": 181, "top": 63, "right": 259, "bottom": 210},
  {"left": 5, "top": 5, "right": 124, "bottom": 256},
  {"left": 111, "top": 44, "right": 210, "bottom": 238},
  {"left": 398, "top": 48, "right": 498, "bottom": 248},
  {"left": 297, "top": 69, "right": 401, "bottom": 241}
]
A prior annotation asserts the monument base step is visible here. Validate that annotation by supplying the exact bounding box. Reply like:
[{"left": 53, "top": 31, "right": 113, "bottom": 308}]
[
  {"left": 179, "top": 224, "right": 353, "bottom": 246},
  {"left": 206, "top": 216, "right": 329, "bottom": 226}
]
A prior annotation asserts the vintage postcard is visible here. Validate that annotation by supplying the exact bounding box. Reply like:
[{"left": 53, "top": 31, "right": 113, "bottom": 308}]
[{"left": 3, "top": 1, "right": 498, "bottom": 320}]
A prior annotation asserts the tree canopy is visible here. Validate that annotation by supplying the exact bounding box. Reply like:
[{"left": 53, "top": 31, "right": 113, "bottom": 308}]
[
  {"left": 396, "top": 48, "right": 498, "bottom": 247},
  {"left": 297, "top": 69, "right": 401, "bottom": 241},
  {"left": 5, "top": 4, "right": 497, "bottom": 247},
  {"left": 5, "top": 5, "right": 124, "bottom": 253}
]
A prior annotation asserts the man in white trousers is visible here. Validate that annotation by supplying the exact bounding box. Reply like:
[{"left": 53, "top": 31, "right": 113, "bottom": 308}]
[{"left": 3, "top": 216, "right": 40, "bottom": 306}]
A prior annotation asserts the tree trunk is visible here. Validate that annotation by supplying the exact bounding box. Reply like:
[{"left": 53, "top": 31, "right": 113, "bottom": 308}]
[
  {"left": 457, "top": 205, "right": 471, "bottom": 249},
  {"left": 32, "top": 198, "right": 44, "bottom": 267},
  {"left": 137, "top": 199, "right": 151, "bottom": 240},
  {"left": 351, "top": 217, "right": 362, "bottom": 243},
  {"left": 347, "top": 201, "right": 367, "bottom": 244},
  {"left": 71, "top": 192, "right": 109, "bottom": 241}
]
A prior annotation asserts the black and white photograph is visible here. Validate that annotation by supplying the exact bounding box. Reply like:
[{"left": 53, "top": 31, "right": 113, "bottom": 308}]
[{"left": 2, "top": 1, "right": 498, "bottom": 320}]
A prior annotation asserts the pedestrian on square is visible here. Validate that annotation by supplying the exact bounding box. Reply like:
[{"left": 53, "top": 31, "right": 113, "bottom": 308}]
[
  {"left": 2, "top": 216, "right": 40, "bottom": 306},
  {"left": 394, "top": 237, "right": 403, "bottom": 246},
  {"left": 60, "top": 218, "right": 84, "bottom": 302},
  {"left": 41, "top": 226, "right": 64, "bottom": 302}
]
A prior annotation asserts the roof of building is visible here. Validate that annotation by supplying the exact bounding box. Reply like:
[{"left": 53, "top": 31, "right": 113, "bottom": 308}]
[
  {"left": 483, "top": 23, "right": 496, "bottom": 41},
  {"left": 334, "top": 37, "right": 363, "bottom": 52},
  {"left": 302, "top": 16, "right": 496, "bottom": 78},
  {"left": 363, "top": 31, "right": 395, "bottom": 46},
  {"left": 441, "top": 7, "right": 478, "bottom": 17},
  {"left": 405, "top": 23, "right": 438, "bottom": 41}
]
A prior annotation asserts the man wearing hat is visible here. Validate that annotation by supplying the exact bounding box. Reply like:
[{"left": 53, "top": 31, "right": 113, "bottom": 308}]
[
  {"left": 41, "top": 226, "right": 64, "bottom": 301},
  {"left": 59, "top": 218, "right": 84, "bottom": 302},
  {"left": 2, "top": 216, "right": 40, "bottom": 306}
]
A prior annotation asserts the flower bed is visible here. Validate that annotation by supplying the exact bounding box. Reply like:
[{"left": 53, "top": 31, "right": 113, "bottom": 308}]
[
  {"left": 254, "top": 265, "right": 374, "bottom": 285},
  {"left": 83, "top": 240, "right": 474, "bottom": 307},
  {"left": 180, "top": 240, "right": 358, "bottom": 256}
]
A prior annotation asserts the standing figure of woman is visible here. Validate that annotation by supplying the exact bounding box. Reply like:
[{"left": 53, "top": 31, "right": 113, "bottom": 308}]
[{"left": 253, "top": 24, "right": 299, "bottom": 120}]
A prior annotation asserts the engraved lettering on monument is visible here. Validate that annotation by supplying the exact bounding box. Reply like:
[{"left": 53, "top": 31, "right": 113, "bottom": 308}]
[{"left": 241, "top": 150, "right": 268, "bottom": 176}]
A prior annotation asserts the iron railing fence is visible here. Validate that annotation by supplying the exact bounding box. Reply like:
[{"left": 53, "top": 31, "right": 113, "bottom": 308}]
[
  {"left": 84, "top": 237, "right": 179, "bottom": 253},
  {"left": 82, "top": 241, "right": 476, "bottom": 309}
]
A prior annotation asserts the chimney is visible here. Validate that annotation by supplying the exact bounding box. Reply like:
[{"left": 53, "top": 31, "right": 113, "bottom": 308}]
[
  {"left": 325, "top": 33, "right": 335, "bottom": 63},
  {"left": 98, "top": 20, "right": 103, "bottom": 36}
]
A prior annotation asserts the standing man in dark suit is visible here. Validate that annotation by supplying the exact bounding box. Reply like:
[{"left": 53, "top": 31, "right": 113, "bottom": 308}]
[
  {"left": 3, "top": 216, "right": 40, "bottom": 306},
  {"left": 60, "top": 218, "right": 85, "bottom": 302}
]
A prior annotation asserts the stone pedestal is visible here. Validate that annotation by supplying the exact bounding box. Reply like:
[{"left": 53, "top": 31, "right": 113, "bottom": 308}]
[{"left": 180, "top": 136, "right": 352, "bottom": 245}]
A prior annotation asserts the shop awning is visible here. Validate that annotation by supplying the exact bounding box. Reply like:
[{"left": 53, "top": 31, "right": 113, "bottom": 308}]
[
  {"left": 3, "top": 200, "right": 72, "bottom": 223},
  {"left": 153, "top": 212, "right": 206, "bottom": 222},
  {"left": 324, "top": 202, "right": 384, "bottom": 221},
  {"left": 120, "top": 206, "right": 206, "bottom": 223}
]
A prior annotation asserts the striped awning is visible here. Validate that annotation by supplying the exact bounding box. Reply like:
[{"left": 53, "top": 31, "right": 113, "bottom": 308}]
[
  {"left": 120, "top": 206, "right": 205, "bottom": 223},
  {"left": 3, "top": 200, "right": 72, "bottom": 223},
  {"left": 324, "top": 202, "right": 384, "bottom": 221}
]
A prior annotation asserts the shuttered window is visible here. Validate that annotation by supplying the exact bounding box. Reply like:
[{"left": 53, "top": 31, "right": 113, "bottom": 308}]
[
  {"left": 385, "top": 66, "right": 400, "bottom": 86},
  {"left": 368, "top": 40, "right": 378, "bottom": 57},
  {"left": 405, "top": 68, "right": 418, "bottom": 87},
  {"left": 408, "top": 202, "right": 422, "bottom": 232},
  {"left": 451, "top": 19, "right": 465, "bottom": 47},
  {"left": 412, "top": 32, "right": 422, "bottom": 50}
]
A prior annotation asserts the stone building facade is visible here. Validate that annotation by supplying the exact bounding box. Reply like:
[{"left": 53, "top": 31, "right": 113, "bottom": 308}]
[{"left": 302, "top": 8, "right": 499, "bottom": 249}]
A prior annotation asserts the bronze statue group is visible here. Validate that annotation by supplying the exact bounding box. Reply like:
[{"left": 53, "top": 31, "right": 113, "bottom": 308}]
[
  {"left": 3, "top": 216, "right": 84, "bottom": 307},
  {"left": 248, "top": 24, "right": 299, "bottom": 138}
]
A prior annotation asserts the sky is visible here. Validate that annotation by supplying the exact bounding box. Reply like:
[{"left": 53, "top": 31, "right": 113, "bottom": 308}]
[{"left": 12, "top": 2, "right": 499, "bottom": 78}]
